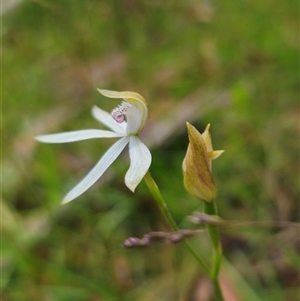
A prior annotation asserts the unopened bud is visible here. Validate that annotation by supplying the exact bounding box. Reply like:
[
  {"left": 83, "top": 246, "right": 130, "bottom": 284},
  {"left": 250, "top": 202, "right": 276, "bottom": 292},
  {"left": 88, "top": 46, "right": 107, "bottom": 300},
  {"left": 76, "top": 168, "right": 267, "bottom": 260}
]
[{"left": 182, "top": 123, "right": 224, "bottom": 202}]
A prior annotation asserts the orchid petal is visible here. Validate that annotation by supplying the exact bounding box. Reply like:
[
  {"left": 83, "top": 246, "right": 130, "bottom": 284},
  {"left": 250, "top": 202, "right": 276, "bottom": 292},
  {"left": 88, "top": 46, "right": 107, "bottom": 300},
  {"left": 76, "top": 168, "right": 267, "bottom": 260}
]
[
  {"left": 62, "top": 137, "right": 130, "bottom": 204},
  {"left": 92, "top": 106, "right": 126, "bottom": 134},
  {"left": 122, "top": 103, "right": 143, "bottom": 135},
  {"left": 125, "top": 136, "right": 152, "bottom": 192},
  {"left": 35, "top": 130, "right": 124, "bottom": 144}
]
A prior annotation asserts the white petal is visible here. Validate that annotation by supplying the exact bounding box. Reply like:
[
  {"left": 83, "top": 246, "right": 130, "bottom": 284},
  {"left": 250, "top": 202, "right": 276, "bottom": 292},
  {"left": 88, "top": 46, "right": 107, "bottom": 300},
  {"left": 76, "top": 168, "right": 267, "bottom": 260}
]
[
  {"left": 35, "top": 130, "right": 124, "bottom": 143},
  {"left": 62, "top": 137, "right": 130, "bottom": 204},
  {"left": 124, "top": 103, "right": 143, "bottom": 135},
  {"left": 125, "top": 136, "right": 152, "bottom": 192},
  {"left": 92, "top": 106, "right": 126, "bottom": 134}
]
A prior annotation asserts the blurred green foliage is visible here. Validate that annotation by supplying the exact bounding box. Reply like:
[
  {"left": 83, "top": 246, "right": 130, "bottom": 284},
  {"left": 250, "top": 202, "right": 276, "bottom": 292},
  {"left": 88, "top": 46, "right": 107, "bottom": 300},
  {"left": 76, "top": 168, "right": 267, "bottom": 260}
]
[{"left": 3, "top": 0, "right": 299, "bottom": 300}]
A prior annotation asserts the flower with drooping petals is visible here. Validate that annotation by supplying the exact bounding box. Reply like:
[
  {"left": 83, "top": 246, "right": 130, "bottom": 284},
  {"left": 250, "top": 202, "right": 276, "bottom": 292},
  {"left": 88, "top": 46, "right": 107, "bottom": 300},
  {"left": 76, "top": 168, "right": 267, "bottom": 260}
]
[{"left": 36, "top": 89, "right": 151, "bottom": 204}]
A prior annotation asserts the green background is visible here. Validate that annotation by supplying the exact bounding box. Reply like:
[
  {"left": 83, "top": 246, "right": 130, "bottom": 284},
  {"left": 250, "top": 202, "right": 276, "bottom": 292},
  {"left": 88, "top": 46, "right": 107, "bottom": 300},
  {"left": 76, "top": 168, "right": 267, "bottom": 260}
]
[{"left": 3, "top": 0, "right": 299, "bottom": 300}]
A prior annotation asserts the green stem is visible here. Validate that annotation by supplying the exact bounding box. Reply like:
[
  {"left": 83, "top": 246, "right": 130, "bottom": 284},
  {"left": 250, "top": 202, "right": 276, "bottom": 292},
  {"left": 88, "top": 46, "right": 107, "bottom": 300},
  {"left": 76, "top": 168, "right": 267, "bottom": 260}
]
[
  {"left": 213, "top": 279, "right": 225, "bottom": 301},
  {"left": 204, "top": 201, "right": 224, "bottom": 301},
  {"left": 143, "top": 171, "right": 210, "bottom": 275}
]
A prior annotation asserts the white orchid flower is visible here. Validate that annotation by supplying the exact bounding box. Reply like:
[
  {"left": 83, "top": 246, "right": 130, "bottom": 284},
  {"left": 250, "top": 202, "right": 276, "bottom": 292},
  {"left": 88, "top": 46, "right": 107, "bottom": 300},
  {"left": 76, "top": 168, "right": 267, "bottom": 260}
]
[{"left": 36, "top": 89, "right": 152, "bottom": 204}]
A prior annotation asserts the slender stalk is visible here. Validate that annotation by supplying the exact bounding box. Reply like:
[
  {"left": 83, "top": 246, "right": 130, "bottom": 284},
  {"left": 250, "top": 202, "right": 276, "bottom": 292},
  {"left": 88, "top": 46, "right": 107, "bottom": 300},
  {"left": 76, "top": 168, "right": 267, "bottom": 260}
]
[
  {"left": 143, "top": 171, "right": 210, "bottom": 275},
  {"left": 204, "top": 201, "right": 224, "bottom": 301},
  {"left": 213, "top": 279, "right": 225, "bottom": 301}
]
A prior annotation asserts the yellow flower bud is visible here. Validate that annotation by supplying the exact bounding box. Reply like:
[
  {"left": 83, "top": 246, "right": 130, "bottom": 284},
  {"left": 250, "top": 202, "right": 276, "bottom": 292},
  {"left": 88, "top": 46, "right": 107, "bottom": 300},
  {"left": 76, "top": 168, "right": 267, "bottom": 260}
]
[{"left": 182, "top": 123, "right": 224, "bottom": 202}]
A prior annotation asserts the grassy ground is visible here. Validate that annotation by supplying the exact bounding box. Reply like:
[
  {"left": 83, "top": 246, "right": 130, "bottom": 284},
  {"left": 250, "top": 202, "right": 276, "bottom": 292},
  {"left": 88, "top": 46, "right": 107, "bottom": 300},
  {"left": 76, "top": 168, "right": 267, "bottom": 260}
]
[{"left": 3, "top": 0, "right": 299, "bottom": 300}]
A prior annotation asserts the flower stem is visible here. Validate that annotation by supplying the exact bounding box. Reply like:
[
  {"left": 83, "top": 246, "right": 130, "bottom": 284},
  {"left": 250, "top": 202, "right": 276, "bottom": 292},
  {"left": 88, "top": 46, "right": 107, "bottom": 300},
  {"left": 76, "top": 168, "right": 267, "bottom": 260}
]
[
  {"left": 143, "top": 171, "right": 210, "bottom": 275},
  {"left": 204, "top": 201, "right": 224, "bottom": 301}
]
